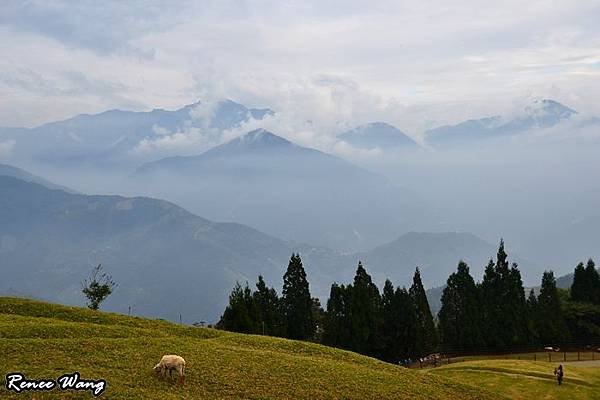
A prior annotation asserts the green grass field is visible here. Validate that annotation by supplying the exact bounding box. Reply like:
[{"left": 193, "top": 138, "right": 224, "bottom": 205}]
[
  {"left": 429, "top": 359, "right": 600, "bottom": 400},
  {"left": 0, "top": 297, "right": 494, "bottom": 399}
]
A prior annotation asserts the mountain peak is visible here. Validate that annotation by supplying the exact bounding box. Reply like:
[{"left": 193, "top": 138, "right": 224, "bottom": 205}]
[
  {"left": 241, "top": 129, "right": 291, "bottom": 144},
  {"left": 524, "top": 98, "right": 577, "bottom": 119},
  {"left": 339, "top": 122, "right": 419, "bottom": 150},
  {"left": 203, "top": 129, "right": 295, "bottom": 157}
]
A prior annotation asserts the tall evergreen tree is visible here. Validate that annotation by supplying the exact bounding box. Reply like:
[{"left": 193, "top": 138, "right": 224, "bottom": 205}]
[
  {"left": 536, "top": 271, "right": 569, "bottom": 344},
  {"left": 323, "top": 283, "right": 351, "bottom": 347},
  {"left": 220, "top": 282, "right": 260, "bottom": 333},
  {"left": 584, "top": 259, "right": 600, "bottom": 305},
  {"left": 381, "top": 280, "right": 418, "bottom": 363},
  {"left": 348, "top": 262, "right": 382, "bottom": 357},
  {"left": 282, "top": 253, "right": 315, "bottom": 340},
  {"left": 571, "top": 262, "right": 587, "bottom": 302},
  {"left": 409, "top": 267, "right": 437, "bottom": 355},
  {"left": 438, "top": 261, "right": 484, "bottom": 351},
  {"left": 526, "top": 289, "right": 539, "bottom": 344},
  {"left": 380, "top": 279, "right": 399, "bottom": 362},
  {"left": 506, "top": 262, "right": 529, "bottom": 345},
  {"left": 480, "top": 258, "right": 501, "bottom": 347},
  {"left": 480, "top": 240, "right": 528, "bottom": 347},
  {"left": 253, "top": 275, "right": 284, "bottom": 336}
]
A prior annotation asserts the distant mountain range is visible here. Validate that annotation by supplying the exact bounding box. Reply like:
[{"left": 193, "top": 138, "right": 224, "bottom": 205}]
[
  {"left": 130, "top": 129, "right": 431, "bottom": 251},
  {"left": 338, "top": 122, "right": 419, "bottom": 150},
  {"left": 0, "top": 163, "right": 76, "bottom": 193},
  {"left": 0, "top": 174, "right": 344, "bottom": 323},
  {"left": 0, "top": 99, "right": 273, "bottom": 167},
  {"left": 0, "top": 166, "right": 529, "bottom": 323},
  {"left": 425, "top": 99, "right": 578, "bottom": 147}
]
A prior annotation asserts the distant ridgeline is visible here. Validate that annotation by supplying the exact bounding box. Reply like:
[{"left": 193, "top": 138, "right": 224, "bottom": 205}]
[{"left": 220, "top": 243, "right": 600, "bottom": 363}]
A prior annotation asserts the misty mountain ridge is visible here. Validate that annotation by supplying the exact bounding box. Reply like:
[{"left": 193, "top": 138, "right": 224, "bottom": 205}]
[
  {"left": 0, "top": 174, "right": 343, "bottom": 322},
  {"left": 0, "top": 163, "right": 76, "bottom": 193},
  {"left": 1, "top": 170, "right": 530, "bottom": 324},
  {"left": 131, "top": 129, "right": 431, "bottom": 251},
  {"left": 338, "top": 122, "right": 420, "bottom": 150},
  {"left": 426, "top": 98, "right": 578, "bottom": 146},
  {"left": 0, "top": 99, "right": 274, "bottom": 167}
]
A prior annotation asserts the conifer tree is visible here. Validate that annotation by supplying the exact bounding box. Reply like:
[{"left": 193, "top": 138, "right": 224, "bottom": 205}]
[
  {"left": 381, "top": 280, "right": 418, "bottom": 363},
  {"left": 571, "top": 262, "right": 587, "bottom": 302},
  {"left": 409, "top": 267, "right": 437, "bottom": 355},
  {"left": 536, "top": 271, "right": 569, "bottom": 344},
  {"left": 506, "top": 262, "right": 529, "bottom": 345},
  {"left": 584, "top": 259, "right": 600, "bottom": 305},
  {"left": 480, "top": 258, "right": 501, "bottom": 346},
  {"left": 526, "top": 289, "right": 539, "bottom": 344},
  {"left": 253, "top": 275, "right": 284, "bottom": 336},
  {"left": 349, "top": 262, "right": 382, "bottom": 356},
  {"left": 323, "top": 283, "right": 351, "bottom": 347},
  {"left": 220, "top": 282, "right": 260, "bottom": 333},
  {"left": 438, "top": 261, "right": 483, "bottom": 351},
  {"left": 282, "top": 253, "right": 315, "bottom": 340}
]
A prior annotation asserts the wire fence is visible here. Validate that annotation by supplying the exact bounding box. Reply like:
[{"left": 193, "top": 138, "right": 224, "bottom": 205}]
[{"left": 409, "top": 342, "right": 600, "bottom": 369}]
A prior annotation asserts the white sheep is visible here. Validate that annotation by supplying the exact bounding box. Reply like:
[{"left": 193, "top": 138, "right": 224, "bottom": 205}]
[{"left": 153, "top": 355, "right": 186, "bottom": 384}]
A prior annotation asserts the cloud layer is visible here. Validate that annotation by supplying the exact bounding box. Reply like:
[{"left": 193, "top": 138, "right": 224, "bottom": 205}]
[{"left": 2, "top": 0, "right": 600, "bottom": 145}]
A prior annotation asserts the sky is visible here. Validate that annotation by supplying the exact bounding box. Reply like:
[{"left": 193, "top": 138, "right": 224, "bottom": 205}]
[{"left": 2, "top": 0, "right": 600, "bottom": 140}]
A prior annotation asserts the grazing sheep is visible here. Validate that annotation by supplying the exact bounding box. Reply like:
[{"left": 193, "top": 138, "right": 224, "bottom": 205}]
[{"left": 153, "top": 355, "right": 186, "bottom": 384}]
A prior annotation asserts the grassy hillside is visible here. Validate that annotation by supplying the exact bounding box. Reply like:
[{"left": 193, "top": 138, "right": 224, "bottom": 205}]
[
  {"left": 429, "top": 359, "right": 600, "bottom": 400},
  {"left": 0, "top": 297, "right": 493, "bottom": 399}
]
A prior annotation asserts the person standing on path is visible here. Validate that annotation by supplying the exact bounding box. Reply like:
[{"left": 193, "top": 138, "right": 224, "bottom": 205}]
[{"left": 554, "top": 364, "right": 564, "bottom": 385}]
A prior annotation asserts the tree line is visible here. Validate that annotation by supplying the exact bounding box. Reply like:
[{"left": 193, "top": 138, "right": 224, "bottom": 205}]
[{"left": 219, "top": 242, "right": 600, "bottom": 363}]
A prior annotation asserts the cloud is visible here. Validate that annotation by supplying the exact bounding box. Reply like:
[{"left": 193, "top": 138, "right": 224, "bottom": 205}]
[
  {"left": 0, "top": 140, "right": 15, "bottom": 160},
  {"left": 1, "top": 0, "right": 600, "bottom": 147}
]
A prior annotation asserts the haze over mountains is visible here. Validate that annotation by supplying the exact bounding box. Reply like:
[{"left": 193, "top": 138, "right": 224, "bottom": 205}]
[
  {"left": 0, "top": 168, "right": 532, "bottom": 322},
  {"left": 1, "top": 96, "right": 599, "bottom": 323},
  {"left": 131, "top": 129, "right": 430, "bottom": 251},
  {"left": 0, "top": 99, "right": 274, "bottom": 169},
  {"left": 425, "top": 99, "right": 579, "bottom": 147},
  {"left": 338, "top": 122, "right": 420, "bottom": 150}
]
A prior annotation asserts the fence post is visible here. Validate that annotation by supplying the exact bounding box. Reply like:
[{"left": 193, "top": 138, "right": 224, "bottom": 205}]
[
  {"left": 419, "top": 359, "right": 422, "bottom": 369},
  {"left": 534, "top": 353, "right": 536, "bottom": 361},
  {"left": 564, "top": 352, "right": 566, "bottom": 362},
  {"left": 578, "top": 351, "right": 580, "bottom": 361},
  {"left": 549, "top": 352, "right": 551, "bottom": 362}
]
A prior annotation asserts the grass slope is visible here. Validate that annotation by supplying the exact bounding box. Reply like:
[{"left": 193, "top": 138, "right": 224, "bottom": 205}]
[
  {"left": 0, "top": 297, "right": 493, "bottom": 399},
  {"left": 429, "top": 359, "right": 600, "bottom": 400}
]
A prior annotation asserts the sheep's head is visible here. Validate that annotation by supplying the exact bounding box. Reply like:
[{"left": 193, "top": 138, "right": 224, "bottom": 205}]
[{"left": 153, "top": 363, "right": 162, "bottom": 374}]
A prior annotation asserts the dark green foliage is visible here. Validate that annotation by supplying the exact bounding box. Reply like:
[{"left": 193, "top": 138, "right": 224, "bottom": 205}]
[
  {"left": 536, "top": 271, "right": 570, "bottom": 344},
  {"left": 323, "top": 283, "right": 352, "bottom": 347},
  {"left": 219, "top": 282, "right": 260, "bottom": 333},
  {"left": 585, "top": 259, "right": 600, "bottom": 304},
  {"left": 81, "top": 264, "right": 116, "bottom": 310},
  {"left": 480, "top": 258, "right": 501, "bottom": 346},
  {"left": 409, "top": 267, "right": 437, "bottom": 355},
  {"left": 311, "top": 297, "right": 326, "bottom": 342},
  {"left": 571, "top": 262, "right": 587, "bottom": 302},
  {"left": 381, "top": 280, "right": 418, "bottom": 363},
  {"left": 253, "top": 275, "right": 284, "bottom": 336},
  {"left": 526, "top": 289, "right": 539, "bottom": 344},
  {"left": 570, "top": 259, "right": 600, "bottom": 305},
  {"left": 282, "top": 253, "right": 315, "bottom": 340},
  {"left": 478, "top": 241, "right": 528, "bottom": 347},
  {"left": 562, "top": 301, "right": 600, "bottom": 343},
  {"left": 348, "top": 262, "right": 382, "bottom": 356},
  {"left": 438, "top": 261, "right": 483, "bottom": 351}
]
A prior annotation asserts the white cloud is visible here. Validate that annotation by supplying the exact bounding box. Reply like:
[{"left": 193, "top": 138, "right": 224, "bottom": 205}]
[{"left": 1, "top": 0, "right": 600, "bottom": 148}]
